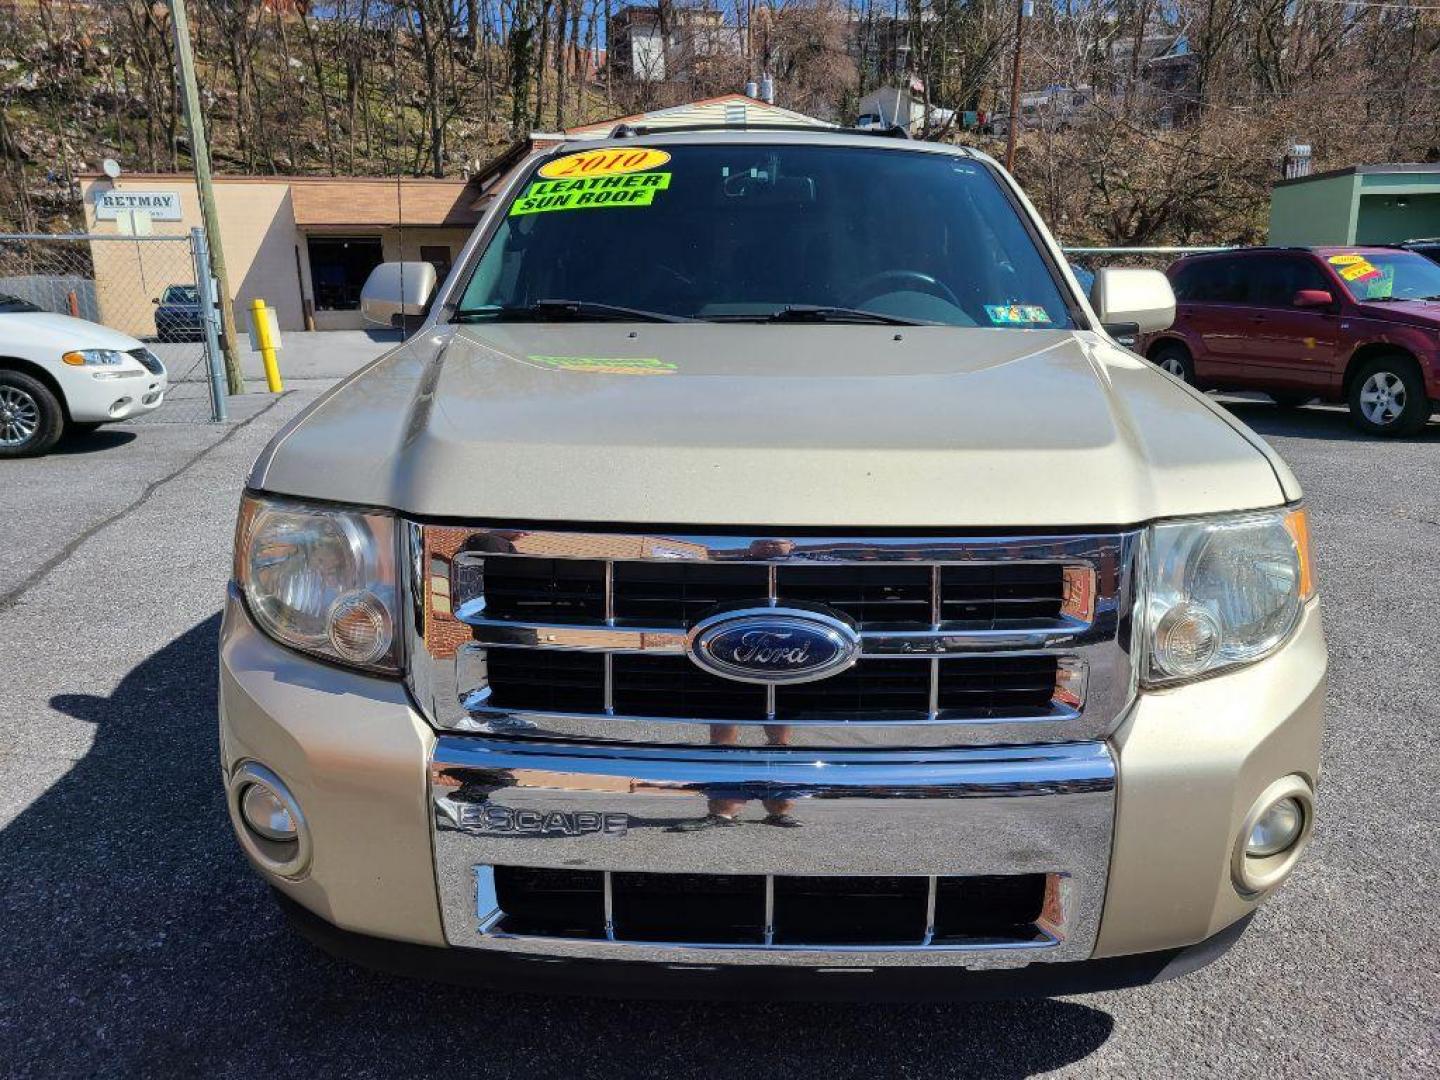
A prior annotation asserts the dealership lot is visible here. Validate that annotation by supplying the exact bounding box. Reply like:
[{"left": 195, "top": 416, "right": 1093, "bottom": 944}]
[{"left": 0, "top": 393, "right": 1435, "bottom": 1079}]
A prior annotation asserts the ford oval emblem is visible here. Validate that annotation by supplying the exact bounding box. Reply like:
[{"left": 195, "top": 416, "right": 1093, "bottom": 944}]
[{"left": 686, "top": 607, "right": 862, "bottom": 685}]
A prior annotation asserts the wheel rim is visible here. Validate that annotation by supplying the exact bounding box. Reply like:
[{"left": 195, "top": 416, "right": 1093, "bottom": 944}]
[
  {"left": 1359, "top": 371, "right": 1406, "bottom": 426},
  {"left": 0, "top": 386, "right": 40, "bottom": 446},
  {"left": 1159, "top": 354, "right": 1186, "bottom": 378}
]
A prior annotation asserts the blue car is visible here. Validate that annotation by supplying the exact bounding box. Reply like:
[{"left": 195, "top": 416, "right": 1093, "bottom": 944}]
[{"left": 152, "top": 284, "right": 206, "bottom": 342}]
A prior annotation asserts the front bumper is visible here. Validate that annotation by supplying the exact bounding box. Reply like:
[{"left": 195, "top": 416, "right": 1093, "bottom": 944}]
[
  {"left": 219, "top": 590, "right": 1325, "bottom": 984},
  {"left": 65, "top": 368, "right": 168, "bottom": 422}
]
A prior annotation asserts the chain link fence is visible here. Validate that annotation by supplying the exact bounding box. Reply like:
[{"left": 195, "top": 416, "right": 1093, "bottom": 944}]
[{"left": 0, "top": 230, "right": 227, "bottom": 422}]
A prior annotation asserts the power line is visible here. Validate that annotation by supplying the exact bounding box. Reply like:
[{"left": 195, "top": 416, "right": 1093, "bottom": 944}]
[{"left": 1298, "top": 0, "right": 1440, "bottom": 10}]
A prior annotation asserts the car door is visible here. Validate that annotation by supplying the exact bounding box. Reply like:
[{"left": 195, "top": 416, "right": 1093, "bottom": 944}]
[
  {"left": 1181, "top": 255, "right": 1255, "bottom": 386},
  {"left": 1243, "top": 254, "right": 1340, "bottom": 392}
]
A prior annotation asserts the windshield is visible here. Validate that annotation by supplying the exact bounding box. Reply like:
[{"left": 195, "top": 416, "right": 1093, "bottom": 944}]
[
  {"left": 1325, "top": 251, "right": 1440, "bottom": 302},
  {"left": 163, "top": 285, "right": 199, "bottom": 304},
  {"left": 456, "top": 144, "right": 1077, "bottom": 329}
]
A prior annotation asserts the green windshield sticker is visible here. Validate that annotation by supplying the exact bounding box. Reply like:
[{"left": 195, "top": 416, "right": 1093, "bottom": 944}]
[
  {"left": 527, "top": 355, "right": 676, "bottom": 375},
  {"left": 510, "top": 172, "right": 672, "bottom": 216},
  {"left": 985, "top": 304, "right": 1052, "bottom": 326}
]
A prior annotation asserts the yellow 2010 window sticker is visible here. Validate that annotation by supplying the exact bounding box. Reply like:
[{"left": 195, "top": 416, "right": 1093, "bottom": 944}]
[
  {"left": 538, "top": 147, "right": 671, "bottom": 180},
  {"left": 510, "top": 172, "right": 672, "bottom": 216},
  {"left": 1327, "top": 252, "right": 1383, "bottom": 283}
]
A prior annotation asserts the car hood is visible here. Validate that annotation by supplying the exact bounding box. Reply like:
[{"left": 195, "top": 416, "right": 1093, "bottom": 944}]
[
  {"left": 1354, "top": 299, "right": 1440, "bottom": 327},
  {"left": 252, "top": 323, "right": 1292, "bottom": 527},
  {"left": 0, "top": 310, "right": 145, "bottom": 351}
]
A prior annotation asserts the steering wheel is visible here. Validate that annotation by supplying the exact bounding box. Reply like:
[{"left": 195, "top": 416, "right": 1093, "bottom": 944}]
[{"left": 844, "top": 270, "right": 963, "bottom": 309}]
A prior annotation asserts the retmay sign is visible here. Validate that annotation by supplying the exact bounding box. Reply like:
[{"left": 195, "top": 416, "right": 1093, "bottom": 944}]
[{"left": 94, "top": 190, "right": 183, "bottom": 221}]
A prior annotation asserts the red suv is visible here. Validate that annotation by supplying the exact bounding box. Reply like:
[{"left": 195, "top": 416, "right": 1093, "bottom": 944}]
[{"left": 1143, "top": 246, "right": 1440, "bottom": 435}]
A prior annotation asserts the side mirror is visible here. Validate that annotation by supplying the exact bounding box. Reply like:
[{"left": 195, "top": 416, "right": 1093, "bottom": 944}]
[
  {"left": 360, "top": 261, "right": 438, "bottom": 330},
  {"left": 1090, "top": 267, "right": 1176, "bottom": 336},
  {"left": 1292, "top": 289, "right": 1334, "bottom": 309}
]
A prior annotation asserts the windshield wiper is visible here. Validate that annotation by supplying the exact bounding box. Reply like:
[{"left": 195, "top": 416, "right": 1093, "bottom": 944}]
[
  {"left": 453, "top": 299, "right": 691, "bottom": 323},
  {"left": 761, "top": 304, "right": 927, "bottom": 326}
]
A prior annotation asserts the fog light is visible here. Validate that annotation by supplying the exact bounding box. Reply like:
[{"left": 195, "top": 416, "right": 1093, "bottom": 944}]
[
  {"left": 241, "top": 782, "right": 298, "bottom": 841},
  {"left": 1232, "top": 776, "right": 1314, "bottom": 896},
  {"left": 327, "top": 590, "right": 392, "bottom": 665},
  {"left": 1246, "top": 796, "right": 1303, "bottom": 858},
  {"left": 1152, "top": 602, "right": 1221, "bottom": 678},
  {"left": 226, "top": 761, "right": 311, "bottom": 878}
]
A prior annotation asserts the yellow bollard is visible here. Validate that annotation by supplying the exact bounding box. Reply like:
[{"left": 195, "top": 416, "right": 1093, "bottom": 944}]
[{"left": 249, "top": 297, "right": 284, "bottom": 393}]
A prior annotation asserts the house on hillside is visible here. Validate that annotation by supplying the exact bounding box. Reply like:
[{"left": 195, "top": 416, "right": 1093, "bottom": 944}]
[
  {"left": 857, "top": 83, "right": 955, "bottom": 136},
  {"left": 609, "top": 5, "right": 735, "bottom": 83}
]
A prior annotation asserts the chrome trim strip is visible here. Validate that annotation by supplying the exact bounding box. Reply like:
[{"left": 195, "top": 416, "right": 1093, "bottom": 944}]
[
  {"left": 475, "top": 866, "right": 504, "bottom": 933},
  {"left": 471, "top": 922, "right": 1059, "bottom": 956},
  {"left": 603, "top": 870, "right": 615, "bottom": 941},
  {"left": 439, "top": 529, "right": 1127, "bottom": 564},
  {"left": 455, "top": 616, "right": 1104, "bottom": 654}
]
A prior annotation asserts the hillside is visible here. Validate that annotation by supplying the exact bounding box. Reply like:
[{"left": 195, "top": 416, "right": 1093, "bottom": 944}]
[
  {"left": 2, "top": 1, "right": 1438, "bottom": 246},
  {"left": 0, "top": 1, "right": 619, "bottom": 233}
]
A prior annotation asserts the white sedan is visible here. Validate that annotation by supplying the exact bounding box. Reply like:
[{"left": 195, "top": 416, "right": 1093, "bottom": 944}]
[{"left": 0, "top": 295, "right": 168, "bottom": 457}]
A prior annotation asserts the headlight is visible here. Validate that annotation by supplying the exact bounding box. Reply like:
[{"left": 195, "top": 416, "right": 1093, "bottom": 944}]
[
  {"left": 62, "top": 348, "right": 127, "bottom": 366},
  {"left": 234, "top": 494, "right": 400, "bottom": 672},
  {"left": 1142, "top": 507, "right": 1316, "bottom": 686}
]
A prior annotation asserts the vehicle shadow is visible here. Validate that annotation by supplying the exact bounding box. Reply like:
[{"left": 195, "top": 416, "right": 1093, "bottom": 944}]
[
  {"left": 53, "top": 428, "right": 138, "bottom": 454},
  {"left": 0, "top": 615, "right": 1115, "bottom": 1079},
  {"left": 1217, "top": 399, "right": 1440, "bottom": 442}
]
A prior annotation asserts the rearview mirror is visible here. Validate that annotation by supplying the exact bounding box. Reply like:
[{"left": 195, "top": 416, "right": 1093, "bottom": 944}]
[
  {"left": 1090, "top": 267, "right": 1176, "bottom": 336},
  {"left": 1292, "top": 289, "right": 1334, "bottom": 308},
  {"left": 360, "top": 261, "right": 438, "bottom": 330}
]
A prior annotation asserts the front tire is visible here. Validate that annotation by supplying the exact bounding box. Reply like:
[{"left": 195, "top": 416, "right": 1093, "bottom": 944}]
[
  {"left": 1150, "top": 344, "right": 1195, "bottom": 384},
  {"left": 0, "top": 371, "right": 64, "bottom": 458},
  {"left": 1348, "top": 355, "right": 1430, "bottom": 437}
]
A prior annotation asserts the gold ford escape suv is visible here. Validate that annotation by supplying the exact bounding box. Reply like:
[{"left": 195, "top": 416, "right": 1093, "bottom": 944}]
[{"left": 221, "top": 129, "right": 1324, "bottom": 999}]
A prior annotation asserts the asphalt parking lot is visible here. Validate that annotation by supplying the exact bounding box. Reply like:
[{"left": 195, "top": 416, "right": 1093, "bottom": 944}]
[{"left": 0, "top": 393, "right": 1436, "bottom": 1079}]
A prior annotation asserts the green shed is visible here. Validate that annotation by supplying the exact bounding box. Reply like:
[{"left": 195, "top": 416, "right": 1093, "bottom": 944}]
[{"left": 1268, "top": 163, "right": 1440, "bottom": 246}]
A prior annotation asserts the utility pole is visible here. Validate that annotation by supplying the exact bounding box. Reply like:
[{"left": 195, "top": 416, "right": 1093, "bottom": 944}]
[
  {"left": 1004, "top": 0, "right": 1031, "bottom": 174},
  {"left": 168, "top": 0, "right": 244, "bottom": 395}
]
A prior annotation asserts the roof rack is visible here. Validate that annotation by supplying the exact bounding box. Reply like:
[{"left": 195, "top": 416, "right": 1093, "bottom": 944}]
[{"left": 606, "top": 121, "right": 914, "bottom": 140}]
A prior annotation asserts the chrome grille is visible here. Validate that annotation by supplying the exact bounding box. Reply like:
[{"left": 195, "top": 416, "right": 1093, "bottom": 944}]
[{"left": 406, "top": 526, "right": 1140, "bottom": 748}]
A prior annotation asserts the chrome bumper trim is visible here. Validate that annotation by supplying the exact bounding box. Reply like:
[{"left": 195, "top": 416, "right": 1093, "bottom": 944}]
[{"left": 429, "top": 737, "right": 1116, "bottom": 968}]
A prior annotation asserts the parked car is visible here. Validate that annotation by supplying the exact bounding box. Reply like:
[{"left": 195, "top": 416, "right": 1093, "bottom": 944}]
[
  {"left": 1400, "top": 237, "right": 1440, "bottom": 266},
  {"left": 222, "top": 131, "right": 1324, "bottom": 1000},
  {"left": 0, "top": 295, "right": 167, "bottom": 456},
  {"left": 1142, "top": 246, "right": 1440, "bottom": 435},
  {"left": 153, "top": 283, "right": 206, "bottom": 342}
]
